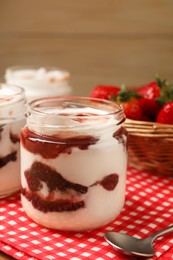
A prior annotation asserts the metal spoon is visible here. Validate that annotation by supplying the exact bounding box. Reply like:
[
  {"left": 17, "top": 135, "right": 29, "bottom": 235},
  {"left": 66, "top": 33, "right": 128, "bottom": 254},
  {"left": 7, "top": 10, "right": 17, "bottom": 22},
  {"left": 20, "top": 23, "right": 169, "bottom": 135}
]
[{"left": 104, "top": 225, "right": 173, "bottom": 258}]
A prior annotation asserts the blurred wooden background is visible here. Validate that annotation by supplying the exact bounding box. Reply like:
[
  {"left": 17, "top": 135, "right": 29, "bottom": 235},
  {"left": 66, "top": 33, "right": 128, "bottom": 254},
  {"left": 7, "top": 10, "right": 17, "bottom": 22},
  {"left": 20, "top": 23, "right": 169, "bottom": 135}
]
[
  {"left": 0, "top": 1, "right": 173, "bottom": 259},
  {"left": 0, "top": 0, "right": 173, "bottom": 96}
]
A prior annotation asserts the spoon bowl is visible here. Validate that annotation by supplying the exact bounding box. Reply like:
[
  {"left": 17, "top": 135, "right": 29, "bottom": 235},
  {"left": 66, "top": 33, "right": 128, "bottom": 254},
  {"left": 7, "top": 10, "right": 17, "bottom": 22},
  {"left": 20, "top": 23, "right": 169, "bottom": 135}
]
[{"left": 104, "top": 225, "right": 173, "bottom": 257}]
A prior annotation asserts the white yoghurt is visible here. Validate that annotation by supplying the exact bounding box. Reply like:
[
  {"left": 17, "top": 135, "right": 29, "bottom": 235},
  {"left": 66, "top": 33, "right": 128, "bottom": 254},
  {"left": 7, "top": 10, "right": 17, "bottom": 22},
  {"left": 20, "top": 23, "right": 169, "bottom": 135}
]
[
  {"left": 20, "top": 97, "right": 127, "bottom": 231},
  {"left": 5, "top": 66, "right": 72, "bottom": 101},
  {"left": 0, "top": 84, "right": 25, "bottom": 198}
]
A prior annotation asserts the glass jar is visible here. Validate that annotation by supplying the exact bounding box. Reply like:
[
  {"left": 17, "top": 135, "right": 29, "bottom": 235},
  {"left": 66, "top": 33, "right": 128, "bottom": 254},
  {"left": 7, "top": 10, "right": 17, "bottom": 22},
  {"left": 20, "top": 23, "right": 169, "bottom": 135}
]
[
  {"left": 20, "top": 96, "right": 128, "bottom": 231},
  {"left": 0, "top": 84, "right": 25, "bottom": 198},
  {"left": 5, "top": 66, "right": 72, "bottom": 102}
]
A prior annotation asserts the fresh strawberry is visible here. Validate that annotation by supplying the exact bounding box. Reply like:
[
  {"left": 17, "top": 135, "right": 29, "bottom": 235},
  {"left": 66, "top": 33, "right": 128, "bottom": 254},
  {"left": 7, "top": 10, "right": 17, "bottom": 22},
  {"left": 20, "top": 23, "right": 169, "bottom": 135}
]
[
  {"left": 90, "top": 85, "right": 120, "bottom": 100},
  {"left": 156, "top": 102, "right": 173, "bottom": 124},
  {"left": 117, "top": 88, "right": 144, "bottom": 120},
  {"left": 121, "top": 98, "right": 144, "bottom": 120},
  {"left": 138, "top": 98, "right": 161, "bottom": 121},
  {"left": 136, "top": 81, "right": 162, "bottom": 120},
  {"left": 137, "top": 81, "right": 161, "bottom": 99},
  {"left": 90, "top": 77, "right": 173, "bottom": 123}
]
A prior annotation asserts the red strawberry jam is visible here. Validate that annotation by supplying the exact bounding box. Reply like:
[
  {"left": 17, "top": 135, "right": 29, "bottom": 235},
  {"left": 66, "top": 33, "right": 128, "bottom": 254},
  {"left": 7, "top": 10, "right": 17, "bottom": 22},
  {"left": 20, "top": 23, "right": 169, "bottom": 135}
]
[
  {"left": 113, "top": 127, "right": 128, "bottom": 149},
  {"left": 21, "top": 127, "right": 99, "bottom": 159},
  {"left": 21, "top": 161, "right": 119, "bottom": 213},
  {"left": 0, "top": 151, "right": 17, "bottom": 168},
  {"left": 24, "top": 161, "right": 88, "bottom": 194}
]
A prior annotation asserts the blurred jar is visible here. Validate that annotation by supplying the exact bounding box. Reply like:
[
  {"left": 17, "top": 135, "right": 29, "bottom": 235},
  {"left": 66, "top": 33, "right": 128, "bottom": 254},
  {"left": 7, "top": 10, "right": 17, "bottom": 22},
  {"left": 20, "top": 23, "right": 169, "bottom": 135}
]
[
  {"left": 5, "top": 66, "right": 72, "bottom": 102},
  {"left": 0, "top": 83, "right": 25, "bottom": 198},
  {"left": 20, "top": 96, "right": 128, "bottom": 231}
]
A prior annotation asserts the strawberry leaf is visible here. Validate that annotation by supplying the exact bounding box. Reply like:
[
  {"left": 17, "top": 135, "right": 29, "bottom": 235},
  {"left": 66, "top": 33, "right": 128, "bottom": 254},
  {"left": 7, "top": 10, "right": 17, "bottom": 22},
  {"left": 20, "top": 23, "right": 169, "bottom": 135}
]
[
  {"left": 155, "top": 97, "right": 166, "bottom": 107},
  {"left": 155, "top": 75, "right": 167, "bottom": 88},
  {"left": 159, "top": 82, "right": 173, "bottom": 104},
  {"left": 117, "top": 88, "right": 142, "bottom": 102},
  {"left": 110, "top": 94, "right": 117, "bottom": 102}
]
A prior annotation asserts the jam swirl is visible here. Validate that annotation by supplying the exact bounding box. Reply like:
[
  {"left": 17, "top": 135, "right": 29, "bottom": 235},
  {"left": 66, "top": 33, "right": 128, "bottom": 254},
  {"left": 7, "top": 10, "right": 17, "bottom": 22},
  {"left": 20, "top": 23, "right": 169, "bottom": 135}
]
[
  {"left": 21, "top": 128, "right": 99, "bottom": 159},
  {"left": 22, "top": 161, "right": 119, "bottom": 213}
]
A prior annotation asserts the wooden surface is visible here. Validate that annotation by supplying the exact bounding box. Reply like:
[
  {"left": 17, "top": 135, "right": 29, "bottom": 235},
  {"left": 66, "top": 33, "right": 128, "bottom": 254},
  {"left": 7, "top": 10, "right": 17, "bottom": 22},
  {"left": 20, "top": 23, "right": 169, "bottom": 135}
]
[
  {"left": 0, "top": 0, "right": 173, "bottom": 96},
  {"left": 0, "top": 1, "right": 173, "bottom": 259},
  {"left": 0, "top": 252, "right": 14, "bottom": 260}
]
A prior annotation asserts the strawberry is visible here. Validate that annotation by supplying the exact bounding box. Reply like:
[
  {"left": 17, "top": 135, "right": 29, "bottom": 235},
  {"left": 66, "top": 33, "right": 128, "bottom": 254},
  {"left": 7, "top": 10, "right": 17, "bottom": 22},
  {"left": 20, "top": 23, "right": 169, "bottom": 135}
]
[
  {"left": 136, "top": 81, "right": 162, "bottom": 120},
  {"left": 90, "top": 77, "right": 173, "bottom": 122},
  {"left": 116, "top": 88, "right": 144, "bottom": 121},
  {"left": 137, "top": 81, "right": 161, "bottom": 100},
  {"left": 90, "top": 85, "right": 120, "bottom": 100},
  {"left": 121, "top": 98, "right": 144, "bottom": 121},
  {"left": 156, "top": 102, "right": 173, "bottom": 124}
]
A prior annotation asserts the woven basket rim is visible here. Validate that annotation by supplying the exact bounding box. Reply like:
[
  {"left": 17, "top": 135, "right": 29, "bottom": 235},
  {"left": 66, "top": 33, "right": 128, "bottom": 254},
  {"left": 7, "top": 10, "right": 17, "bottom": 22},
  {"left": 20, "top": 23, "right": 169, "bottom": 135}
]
[
  {"left": 124, "top": 119, "right": 173, "bottom": 138},
  {"left": 125, "top": 118, "right": 173, "bottom": 128}
]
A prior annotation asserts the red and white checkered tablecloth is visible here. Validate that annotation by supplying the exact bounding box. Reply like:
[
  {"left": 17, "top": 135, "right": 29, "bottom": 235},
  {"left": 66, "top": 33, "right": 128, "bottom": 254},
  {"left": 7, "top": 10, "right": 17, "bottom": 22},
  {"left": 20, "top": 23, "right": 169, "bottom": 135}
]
[{"left": 1, "top": 167, "right": 173, "bottom": 260}]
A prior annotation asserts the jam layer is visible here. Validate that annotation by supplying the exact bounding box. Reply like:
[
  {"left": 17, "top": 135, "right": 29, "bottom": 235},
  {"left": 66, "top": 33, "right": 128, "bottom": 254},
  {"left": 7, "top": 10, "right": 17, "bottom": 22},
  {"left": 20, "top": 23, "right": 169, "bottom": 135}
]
[
  {"left": 22, "top": 161, "right": 119, "bottom": 213},
  {"left": 113, "top": 127, "right": 128, "bottom": 149},
  {"left": 21, "top": 128, "right": 99, "bottom": 159},
  {"left": 0, "top": 151, "right": 17, "bottom": 168},
  {"left": 24, "top": 161, "right": 88, "bottom": 194},
  {"left": 21, "top": 189, "right": 85, "bottom": 213},
  {"left": 0, "top": 126, "right": 19, "bottom": 169},
  {"left": 10, "top": 132, "right": 20, "bottom": 143}
]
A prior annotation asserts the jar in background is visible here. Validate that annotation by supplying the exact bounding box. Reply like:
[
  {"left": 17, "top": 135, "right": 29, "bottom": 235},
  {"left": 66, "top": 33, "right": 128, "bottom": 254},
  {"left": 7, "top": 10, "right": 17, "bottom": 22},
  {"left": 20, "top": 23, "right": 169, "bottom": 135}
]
[
  {"left": 0, "top": 84, "right": 25, "bottom": 198},
  {"left": 5, "top": 66, "right": 72, "bottom": 102},
  {"left": 20, "top": 97, "right": 128, "bottom": 231}
]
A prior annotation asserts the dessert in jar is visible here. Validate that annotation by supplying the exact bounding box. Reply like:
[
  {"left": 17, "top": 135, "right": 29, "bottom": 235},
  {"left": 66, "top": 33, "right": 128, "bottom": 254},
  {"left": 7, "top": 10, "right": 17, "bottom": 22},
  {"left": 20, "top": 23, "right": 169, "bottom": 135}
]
[
  {"left": 20, "top": 96, "right": 128, "bottom": 231},
  {"left": 0, "top": 84, "right": 25, "bottom": 198},
  {"left": 5, "top": 66, "right": 71, "bottom": 101}
]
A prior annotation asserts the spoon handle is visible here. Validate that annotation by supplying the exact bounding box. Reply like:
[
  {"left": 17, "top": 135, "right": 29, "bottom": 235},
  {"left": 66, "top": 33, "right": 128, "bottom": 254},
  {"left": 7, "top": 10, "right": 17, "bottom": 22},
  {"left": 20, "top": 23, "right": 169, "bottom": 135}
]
[{"left": 149, "top": 225, "right": 173, "bottom": 243}]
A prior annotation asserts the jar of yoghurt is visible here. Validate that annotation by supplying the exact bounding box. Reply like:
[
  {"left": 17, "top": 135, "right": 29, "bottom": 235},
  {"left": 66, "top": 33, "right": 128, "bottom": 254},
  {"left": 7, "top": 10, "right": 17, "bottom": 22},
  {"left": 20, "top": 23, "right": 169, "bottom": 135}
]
[
  {"left": 0, "top": 84, "right": 25, "bottom": 198},
  {"left": 5, "top": 66, "right": 72, "bottom": 102},
  {"left": 20, "top": 96, "right": 128, "bottom": 231}
]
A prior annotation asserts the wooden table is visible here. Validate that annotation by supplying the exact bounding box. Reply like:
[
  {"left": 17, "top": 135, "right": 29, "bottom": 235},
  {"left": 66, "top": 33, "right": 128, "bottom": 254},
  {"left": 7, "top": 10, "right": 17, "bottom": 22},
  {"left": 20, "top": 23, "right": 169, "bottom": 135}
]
[{"left": 0, "top": 252, "right": 14, "bottom": 260}]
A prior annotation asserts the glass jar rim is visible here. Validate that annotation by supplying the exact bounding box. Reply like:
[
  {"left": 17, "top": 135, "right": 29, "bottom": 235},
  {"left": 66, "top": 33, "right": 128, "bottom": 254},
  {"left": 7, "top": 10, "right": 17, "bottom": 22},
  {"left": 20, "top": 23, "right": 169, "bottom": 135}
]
[
  {"left": 0, "top": 83, "right": 25, "bottom": 107},
  {"left": 27, "top": 96, "right": 125, "bottom": 120},
  {"left": 5, "top": 65, "right": 70, "bottom": 79}
]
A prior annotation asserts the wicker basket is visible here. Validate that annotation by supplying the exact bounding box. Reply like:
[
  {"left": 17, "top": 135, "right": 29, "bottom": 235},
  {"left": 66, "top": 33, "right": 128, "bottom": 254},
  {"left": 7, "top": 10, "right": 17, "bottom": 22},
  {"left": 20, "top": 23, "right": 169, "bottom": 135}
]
[{"left": 124, "top": 119, "right": 173, "bottom": 176}]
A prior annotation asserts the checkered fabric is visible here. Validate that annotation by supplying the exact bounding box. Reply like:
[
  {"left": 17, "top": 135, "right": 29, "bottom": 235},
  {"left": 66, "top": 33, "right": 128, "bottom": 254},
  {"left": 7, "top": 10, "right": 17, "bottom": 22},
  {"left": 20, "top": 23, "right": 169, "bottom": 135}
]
[{"left": 0, "top": 167, "right": 173, "bottom": 260}]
